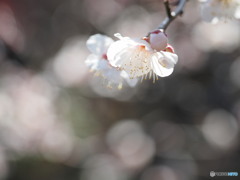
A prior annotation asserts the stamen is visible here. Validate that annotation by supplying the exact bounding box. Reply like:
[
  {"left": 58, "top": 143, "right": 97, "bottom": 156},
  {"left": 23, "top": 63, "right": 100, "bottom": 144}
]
[
  {"left": 149, "top": 71, "right": 152, "bottom": 79},
  {"left": 107, "top": 82, "right": 113, "bottom": 89},
  {"left": 141, "top": 75, "right": 144, "bottom": 83},
  {"left": 118, "top": 83, "right": 123, "bottom": 90},
  {"left": 144, "top": 73, "right": 147, "bottom": 80}
]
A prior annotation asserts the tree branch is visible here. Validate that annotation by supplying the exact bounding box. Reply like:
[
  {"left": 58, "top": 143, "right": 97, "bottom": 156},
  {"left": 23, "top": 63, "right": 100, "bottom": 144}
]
[
  {"left": 163, "top": 0, "right": 172, "bottom": 19},
  {"left": 158, "top": 0, "right": 187, "bottom": 32}
]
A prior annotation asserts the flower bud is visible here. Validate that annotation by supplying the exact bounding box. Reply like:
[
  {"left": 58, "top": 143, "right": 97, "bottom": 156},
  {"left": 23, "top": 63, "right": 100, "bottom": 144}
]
[
  {"left": 149, "top": 30, "right": 168, "bottom": 51},
  {"left": 164, "top": 44, "right": 175, "bottom": 53}
]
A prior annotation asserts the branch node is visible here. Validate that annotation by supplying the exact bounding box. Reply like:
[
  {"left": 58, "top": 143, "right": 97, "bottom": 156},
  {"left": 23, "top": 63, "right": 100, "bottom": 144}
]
[
  {"left": 164, "top": 0, "right": 172, "bottom": 18},
  {"left": 158, "top": 0, "right": 187, "bottom": 31}
]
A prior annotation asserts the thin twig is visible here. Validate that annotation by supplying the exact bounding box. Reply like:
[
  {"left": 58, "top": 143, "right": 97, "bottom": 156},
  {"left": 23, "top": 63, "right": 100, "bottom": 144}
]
[
  {"left": 164, "top": 0, "right": 172, "bottom": 18},
  {"left": 158, "top": 0, "right": 187, "bottom": 31}
]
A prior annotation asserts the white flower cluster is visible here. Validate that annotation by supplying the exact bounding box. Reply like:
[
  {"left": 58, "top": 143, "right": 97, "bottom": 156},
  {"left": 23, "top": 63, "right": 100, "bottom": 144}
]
[
  {"left": 85, "top": 0, "right": 240, "bottom": 89},
  {"left": 200, "top": 0, "right": 240, "bottom": 23},
  {"left": 85, "top": 30, "right": 178, "bottom": 89}
]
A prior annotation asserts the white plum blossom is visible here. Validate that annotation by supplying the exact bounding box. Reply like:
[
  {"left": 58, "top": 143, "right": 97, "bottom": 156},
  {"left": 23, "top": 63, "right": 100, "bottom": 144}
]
[
  {"left": 200, "top": 0, "right": 240, "bottom": 23},
  {"left": 107, "top": 31, "right": 178, "bottom": 82},
  {"left": 85, "top": 34, "right": 138, "bottom": 89}
]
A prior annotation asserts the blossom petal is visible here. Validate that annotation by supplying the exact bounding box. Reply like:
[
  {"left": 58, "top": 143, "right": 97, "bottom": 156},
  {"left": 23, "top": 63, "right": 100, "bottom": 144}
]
[
  {"left": 107, "top": 37, "right": 152, "bottom": 78},
  {"left": 235, "top": 6, "right": 240, "bottom": 18},
  {"left": 107, "top": 39, "right": 133, "bottom": 66},
  {"left": 120, "top": 71, "right": 138, "bottom": 87},
  {"left": 86, "top": 34, "right": 114, "bottom": 55},
  {"left": 85, "top": 54, "right": 109, "bottom": 71},
  {"left": 151, "top": 52, "right": 178, "bottom": 77},
  {"left": 200, "top": 0, "right": 240, "bottom": 23}
]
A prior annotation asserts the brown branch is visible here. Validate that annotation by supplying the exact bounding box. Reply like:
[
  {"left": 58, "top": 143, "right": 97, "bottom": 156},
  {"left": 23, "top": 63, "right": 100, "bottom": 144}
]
[
  {"left": 158, "top": 0, "right": 187, "bottom": 31},
  {"left": 164, "top": 0, "right": 172, "bottom": 19}
]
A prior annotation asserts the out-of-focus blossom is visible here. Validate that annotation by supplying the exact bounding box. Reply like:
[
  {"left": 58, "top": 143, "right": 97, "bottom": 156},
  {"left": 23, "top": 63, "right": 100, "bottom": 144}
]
[
  {"left": 0, "top": 73, "right": 76, "bottom": 164},
  {"left": 141, "top": 166, "right": 179, "bottom": 180},
  {"left": 200, "top": 0, "right": 240, "bottom": 23},
  {"left": 201, "top": 109, "right": 239, "bottom": 149},
  {"left": 106, "top": 120, "right": 155, "bottom": 169},
  {"left": 86, "top": 34, "right": 138, "bottom": 89},
  {"left": 192, "top": 21, "right": 240, "bottom": 52},
  {"left": 107, "top": 32, "right": 178, "bottom": 81},
  {"left": 84, "top": 0, "right": 123, "bottom": 30},
  {"left": 51, "top": 36, "right": 89, "bottom": 87},
  {"left": 80, "top": 154, "right": 127, "bottom": 180},
  {"left": 230, "top": 57, "right": 240, "bottom": 88},
  {"left": 107, "top": 6, "right": 153, "bottom": 38},
  {"left": 0, "top": 3, "right": 25, "bottom": 50}
]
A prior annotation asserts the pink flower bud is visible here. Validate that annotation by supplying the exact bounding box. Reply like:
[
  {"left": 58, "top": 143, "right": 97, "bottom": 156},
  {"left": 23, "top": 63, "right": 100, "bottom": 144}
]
[
  {"left": 149, "top": 30, "right": 168, "bottom": 51},
  {"left": 102, "top": 53, "right": 108, "bottom": 60},
  {"left": 164, "top": 44, "right": 175, "bottom": 53}
]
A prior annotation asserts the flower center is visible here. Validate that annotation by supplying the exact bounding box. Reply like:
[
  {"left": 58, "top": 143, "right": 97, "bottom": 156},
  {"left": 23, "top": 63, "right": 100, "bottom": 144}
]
[
  {"left": 102, "top": 53, "right": 108, "bottom": 60},
  {"left": 120, "top": 45, "right": 151, "bottom": 78}
]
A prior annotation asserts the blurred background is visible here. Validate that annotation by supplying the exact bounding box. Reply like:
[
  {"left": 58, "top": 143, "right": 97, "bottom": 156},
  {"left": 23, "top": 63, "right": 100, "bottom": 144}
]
[{"left": 0, "top": 0, "right": 240, "bottom": 179}]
